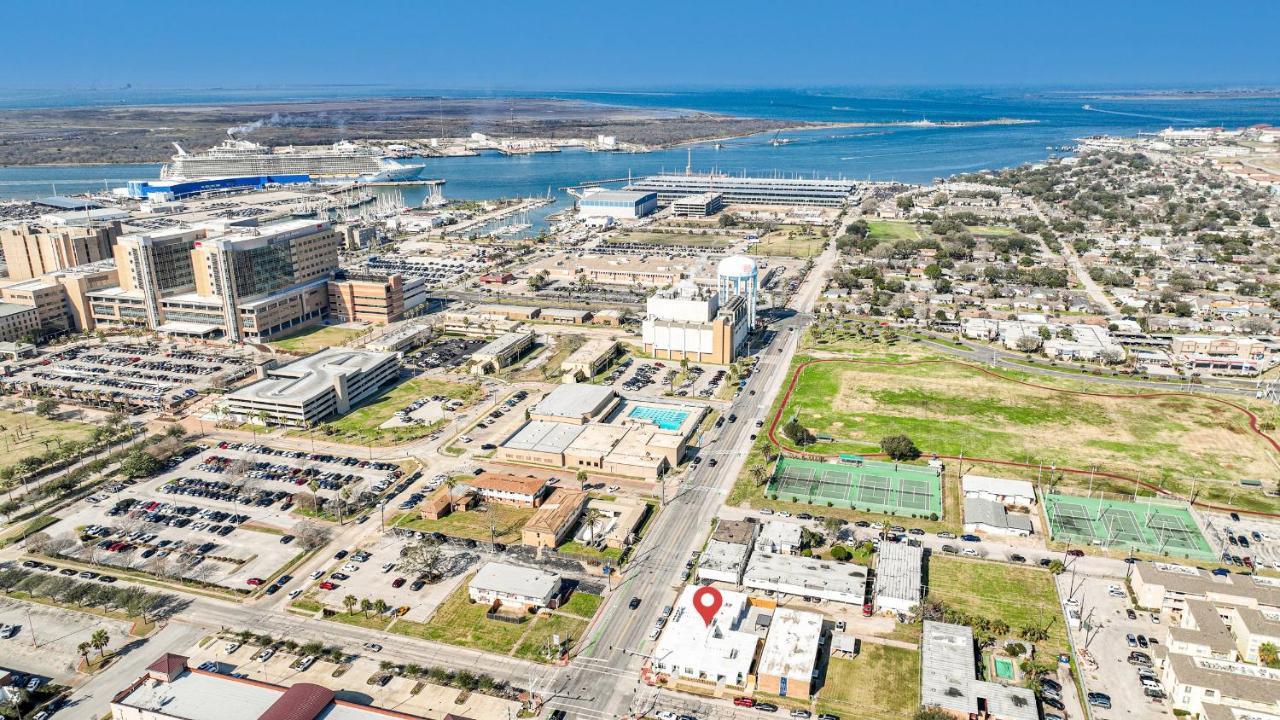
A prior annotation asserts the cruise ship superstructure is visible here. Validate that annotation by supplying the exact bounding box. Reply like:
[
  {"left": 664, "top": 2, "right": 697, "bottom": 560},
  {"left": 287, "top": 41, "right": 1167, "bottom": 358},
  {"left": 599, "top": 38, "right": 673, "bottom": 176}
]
[{"left": 163, "top": 139, "right": 423, "bottom": 183}]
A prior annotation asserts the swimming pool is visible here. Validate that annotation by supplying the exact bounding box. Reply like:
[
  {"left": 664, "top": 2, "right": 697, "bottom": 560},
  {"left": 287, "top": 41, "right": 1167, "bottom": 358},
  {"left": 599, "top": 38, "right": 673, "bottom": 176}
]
[
  {"left": 627, "top": 405, "right": 689, "bottom": 431},
  {"left": 994, "top": 657, "right": 1014, "bottom": 680}
]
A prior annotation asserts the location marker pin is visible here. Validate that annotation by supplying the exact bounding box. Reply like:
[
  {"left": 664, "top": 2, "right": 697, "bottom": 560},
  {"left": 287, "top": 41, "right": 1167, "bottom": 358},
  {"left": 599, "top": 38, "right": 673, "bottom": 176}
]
[{"left": 692, "top": 585, "right": 723, "bottom": 626}]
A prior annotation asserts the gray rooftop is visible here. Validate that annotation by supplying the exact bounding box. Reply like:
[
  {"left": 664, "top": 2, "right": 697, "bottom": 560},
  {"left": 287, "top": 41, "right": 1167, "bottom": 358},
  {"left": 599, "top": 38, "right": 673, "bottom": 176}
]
[
  {"left": 964, "top": 497, "right": 1034, "bottom": 533},
  {"left": 473, "top": 330, "right": 533, "bottom": 358},
  {"left": 873, "top": 541, "right": 924, "bottom": 605},
  {"left": 502, "top": 420, "right": 585, "bottom": 454},
  {"left": 712, "top": 519, "right": 759, "bottom": 545},
  {"left": 921, "top": 621, "right": 1038, "bottom": 720},
  {"left": 1168, "top": 653, "right": 1280, "bottom": 705},
  {"left": 532, "top": 383, "right": 616, "bottom": 420},
  {"left": 469, "top": 561, "right": 561, "bottom": 601},
  {"left": 1136, "top": 561, "right": 1280, "bottom": 608},
  {"left": 0, "top": 303, "right": 35, "bottom": 319},
  {"left": 227, "top": 347, "right": 396, "bottom": 406}
]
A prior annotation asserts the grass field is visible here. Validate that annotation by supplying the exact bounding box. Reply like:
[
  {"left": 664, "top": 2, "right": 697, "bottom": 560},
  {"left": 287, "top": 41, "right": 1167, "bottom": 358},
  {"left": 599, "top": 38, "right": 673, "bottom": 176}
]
[
  {"left": 611, "top": 231, "right": 733, "bottom": 247},
  {"left": 558, "top": 591, "right": 604, "bottom": 618},
  {"left": 0, "top": 409, "right": 95, "bottom": 471},
  {"left": 926, "top": 555, "right": 1069, "bottom": 657},
  {"left": 391, "top": 505, "right": 534, "bottom": 544},
  {"left": 753, "top": 230, "right": 825, "bottom": 257},
  {"left": 817, "top": 645, "right": 919, "bottom": 720},
  {"left": 513, "top": 612, "right": 589, "bottom": 661},
  {"left": 268, "top": 325, "right": 364, "bottom": 354},
  {"left": 302, "top": 376, "right": 480, "bottom": 446},
  {"left": 867, "top": 220, "right": 920, "bottom": 242},
  {"left": 777, "top": 338, "right": 1280, "bottom": 512}
]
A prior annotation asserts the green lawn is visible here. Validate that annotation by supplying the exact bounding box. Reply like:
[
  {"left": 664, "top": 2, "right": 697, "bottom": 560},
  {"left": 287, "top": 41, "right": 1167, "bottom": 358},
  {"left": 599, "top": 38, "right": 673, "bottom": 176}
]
[
  {"left": 397, "top": 580, "right": 529, "bottom": 654},
  {"left": 557, "top": 540, "right": 622, "bottom": 563},
  {"left": 268, "top": 325, "right": 364, "bottom": 354},
  {"left": 0, "top": 409, "right": 95, "bottom": 476},
  {"left": 818, "top": 646, "right": 920, "bottom": 720},
  {"left": 558, "top": 591, "right": 604, "bottom": 619},
  {"left": 753, "top": 230, "right": 825, "bottom": 257},
  {"left": 966, "top": 225, "right": 1019, "bottom": 237},
  {"left": 610, "top": 231, "right": 733, "bottom": 247},
  {"left": 391, "top": 505, "right": 534, "bottom": 544},
  {"left": 927, "top": 555, "right": 1069, "bottom": 657},
  {"left": 867, "top": 220, "right": 920, "bottom": 241},
  {"left": 302, "top": 376, "right": 480, "bottom": 446},
  {"left": 514, "top": 612, "right": 589, "bottom": 661}
]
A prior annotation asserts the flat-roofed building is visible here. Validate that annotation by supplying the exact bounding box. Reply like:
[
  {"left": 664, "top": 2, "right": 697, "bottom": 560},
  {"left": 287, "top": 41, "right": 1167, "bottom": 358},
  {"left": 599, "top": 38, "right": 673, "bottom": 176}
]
[
  {"left": 698, "top": 519, "right": 759, "bottom": 585},
  {"left": 470, "top": 331, "right": 534, "bottom": 374},
  {"left": 1, "top": 277, "right": 72, "bottom": 334},
  {"left": 921, "top": 621, "right": 1039, "bottom": 720},
  {"left": 467, "top": 472, "right": 551, "bottom": 508},
  {"left": 326, "top": 272, "right": 405, "bottom": 324},
  {"left": 0, "top": 302, "right": 39, "bottom": 342},
  {"left": 1162, "top": 653, "right": 1280, "bottom": 717},
  {"left": 963, "top": 497, "right": 1033, "bottom": 536},
  {"left": 467, "top": 561, "right": 561, "bottom": 609},
  {"left": 560, "top": 338, "right": 619, "bottom": 382},
  {"left": 590, "top": 308, "right": 625, "bottom": 326},
  {"left": 49, "top": 260, "right": 120, "bottom": 332},
  {"left": 627, "top": 173, "right": 856, "bottom": 207},
  {"left": 671, "top": 192, "right": 725, "bottom": 217},
  {"left": 873, "top": 541, "right": 923, "bottom": 614},
  {"left": 224, "top": 347, "right": 400, "bottom": 426},
  {"left": 1133, "top": 562, "right": 1280, "bottom": 614},
  {"left": 110, "top": 654, "right": 438, "bottom": 720},
  {"left": 756, "top": 520, "right": 802, "bottom": 555},
  {"left": 473, "top": 304, "right": 541, "bottom": 322},
  {"left": 757, "top": 607, "right": 822, "bottom": 698},
  {"left": 743, "top": 552, "right": 868, "bottom": 605},
  {"left": 541, "top": 307, "right": 592, "bottom": 325},
  {"left": 520, "top": 488, "right": 587, "bottom": 548},
  {"left": 572, "top": 496, "right": 648, "bottom": 549},
  {"left": 577, "top": 189, "right": 658, "bottom": 220},
  {"left": 642, "top": 281, "right": 749, "bottom": 365},
  {"left": 650, "top": 585, "right": 758, "bottom": 688},
  {"left": 530, "top": 383, "right": 619, "bottom": 424},
  {"left": 0, "top": 222, "right": 120, "bottom": 280},
  {"left": 961, "top": 474, "right": 1037, "bottom": 506}
]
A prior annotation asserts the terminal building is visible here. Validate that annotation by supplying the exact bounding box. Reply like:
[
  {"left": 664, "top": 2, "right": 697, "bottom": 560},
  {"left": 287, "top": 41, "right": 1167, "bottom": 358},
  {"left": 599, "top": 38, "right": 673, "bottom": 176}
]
[
  {"left": 670, "top": 192, "right": 725, "bottom": 217},
  {"left": 224, "top": 347, "right": 400, "bottom": 426},
  {"left": 576, "top": 189, "right": 658, "bottom": 220},
  {"left": 626, "top": 173, "right": 857, "bottom": 207}
]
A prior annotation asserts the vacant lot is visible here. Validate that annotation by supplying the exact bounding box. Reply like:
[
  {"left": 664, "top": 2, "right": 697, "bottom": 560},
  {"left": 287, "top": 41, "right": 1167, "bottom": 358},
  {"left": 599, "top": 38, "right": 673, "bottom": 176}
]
[
  {"left": 392, "top": 505, "right": 534, "bottom": 544},
  {"left": 927, "top": 555, "right": 1069, "bottom": 657},
  {"left": 818, "top": 645, "right": 920, "bottom": 720},
  {"left": 867, "top": 220, "right": 919, "bottom": 241},
  {"left": 304, "top": 376, "right": 480, "bottom": 446},
  {"left": 779, "top": 343, "right": 1280, "bottom": 512},
  {"left": 268, "top": 325, "right": 364, "bottom": 355},
  {"left": 753, "top": 229, "right": 825, "bottom": 257}
]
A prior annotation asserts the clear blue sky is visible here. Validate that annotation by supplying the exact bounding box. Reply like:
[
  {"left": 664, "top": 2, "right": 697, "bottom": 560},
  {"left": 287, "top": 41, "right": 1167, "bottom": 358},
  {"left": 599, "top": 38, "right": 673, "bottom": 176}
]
[{"left": 5, "top": 0, "right": 1278, "bottom": 90}]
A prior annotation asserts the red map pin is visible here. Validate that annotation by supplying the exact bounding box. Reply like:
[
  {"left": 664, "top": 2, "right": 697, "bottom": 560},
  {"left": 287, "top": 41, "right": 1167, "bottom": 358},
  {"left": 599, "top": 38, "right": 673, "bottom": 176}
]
[{"left": 692, "top": 586, "right": 723, "bottom": 626}]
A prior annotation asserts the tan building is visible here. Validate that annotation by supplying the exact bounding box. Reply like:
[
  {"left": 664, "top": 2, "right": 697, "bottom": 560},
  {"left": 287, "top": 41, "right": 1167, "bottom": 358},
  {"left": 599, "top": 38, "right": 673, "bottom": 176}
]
[
  {"left": 0, "top": 222, "right": 120, "bottom": 281},
  {"left": 327, "top": 273, "right": 405, "bottom": 324},
  {"left": 756, "top": 608, "right": 822, "bottom": 699},
  {"left": 468, "top": 472, "right": 551, "bottom": 507},
  {"left": 520, "top": 488, "right": 587, "bottom": 548},
  {"left": 1, "top": 277, "right": 71, "bottom": 333},
  {"left": 560, "top": 338, "right": 619, "bottom": 383},
  {"left": 0, "top": 303, "right": 40, "bottom": 342},
  {"left": 642, "top": 282, "right": 749, "bottom": 365},
  {"left": 1132, "top": 561, "right": 1280, "bottom": 614}
]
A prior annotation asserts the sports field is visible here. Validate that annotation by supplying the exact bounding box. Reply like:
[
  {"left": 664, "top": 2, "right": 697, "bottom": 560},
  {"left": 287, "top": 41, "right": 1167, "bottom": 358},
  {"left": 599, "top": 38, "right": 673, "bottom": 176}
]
[
  {"left": 768, "top": 457, "right": 942, "bottom": 518},
  {"left": 1043, "top": 492, "right": 1214, "bottom": 560},
  {"left": 776, "top": 339, "right": 1280, "bottom": 513}
]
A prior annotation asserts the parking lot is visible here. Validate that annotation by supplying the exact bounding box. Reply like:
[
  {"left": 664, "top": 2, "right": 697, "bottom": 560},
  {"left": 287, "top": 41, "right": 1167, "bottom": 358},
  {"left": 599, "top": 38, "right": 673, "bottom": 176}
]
[
  {"left": 454, "top": 387, "right": 534, "bottom": 450},
  {"left": 1, "top": 341, "right": 257, "bottom": 411},
  {"left": 406, "top": 337, "right": 489, "bottom": 371},
  {"left": 49, "top": 440, "right": 407, "bottom": 590},
  {"left": 0, "top": 596, "right": 133, "bottom": 683},
  {"left": 1060, "top": 573, "right": 1171, "bottom": 720},
  {"left": 1200, "top": 510, "right": 1280, "bottom": 572},
  {"left": 606, "top": 359, "right": 729, "bottom": 399}
]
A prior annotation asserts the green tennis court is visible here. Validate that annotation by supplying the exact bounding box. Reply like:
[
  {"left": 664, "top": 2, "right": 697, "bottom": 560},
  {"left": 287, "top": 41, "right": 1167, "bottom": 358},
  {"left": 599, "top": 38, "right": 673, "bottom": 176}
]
[
  {"left": 768, "top": 456, "right": 943, "bottom": 517},
  {"left": 1043, "top": 492, "right": 1214, "bottom": 560}
]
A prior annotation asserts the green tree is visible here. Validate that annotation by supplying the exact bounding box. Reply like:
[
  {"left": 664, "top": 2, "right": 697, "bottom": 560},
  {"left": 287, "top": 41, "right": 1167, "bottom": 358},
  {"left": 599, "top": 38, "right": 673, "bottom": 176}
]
[
  {"left": 343, "top": 594, "right": 358, "bottom": 616},
  {"left": 1253, "top": 212, "right": 1272, "bottom": 228},
  {"left": 359, "top": 598, "right": 372, "bottom": 618},
  {"left": 880, "top": 434, "right": 921, "bottom": 461},
  {"left": 782, "top": 417, "right": 813, "bottom": 447},
  {"left": 90, "top": 627, "right": 110, "bottom": 658},
  {"left": 120, "top": 449, "right": 161, "bottom": 478},
  {"left": 34, "top": 399, "right": 58, "bottom": 418},
  {"left": 916, "top": 706, "right": 954, "bottom": 720},
  {"left": 1047, "top": 559, "right": 1065, "bottom": 575},
  {"left": 1260, "top": 642, "right": 1280, "bottom": 668},
  {"left": 372, "top": 599, "right": 389, "bottom": 616}
]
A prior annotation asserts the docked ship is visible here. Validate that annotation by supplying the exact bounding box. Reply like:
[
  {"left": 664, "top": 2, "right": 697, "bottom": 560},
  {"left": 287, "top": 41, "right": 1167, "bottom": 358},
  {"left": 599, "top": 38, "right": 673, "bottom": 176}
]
[{"left": 162, "top": 139, "right": 424, "bottom": 183}]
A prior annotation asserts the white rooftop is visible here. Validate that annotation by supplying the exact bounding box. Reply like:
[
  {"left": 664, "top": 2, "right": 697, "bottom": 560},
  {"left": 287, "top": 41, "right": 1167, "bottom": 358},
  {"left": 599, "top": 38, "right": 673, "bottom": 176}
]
[
  {"left": 227, "top": 347, "right": 396, "bottom": 407},
  {"left": 502, "top": 420, "right": 585, "bottom": 454},
  {"left": 532, "top": 383, "right": 616, "bottom": 420},
  {"left": 469, "top": 561, "right": 560, "bottom": 600},
  {"left": 651, "top": 585, "right": 758, "bottom": 684},
  {"left": 758, "top": 607, "right": 822, "bottom": 682},
  {"left": 873, "top": 541, "right": 924, "bottom": 605},
  {"left": 961, "top": 474, "right": 1036, "bottom": 501}
]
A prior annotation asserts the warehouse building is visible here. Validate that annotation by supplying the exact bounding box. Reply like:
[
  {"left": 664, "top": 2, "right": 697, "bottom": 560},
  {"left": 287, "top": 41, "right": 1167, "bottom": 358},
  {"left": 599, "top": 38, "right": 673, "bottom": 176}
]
[
  {"left": 577, "top": 189, "right": 658, "bottom": 220},
  {"left": 224, "top": 347, "right": 400, "bottom": 426},
  {"left": 873, "top": 541, "right": 923, "bottom": 614}
]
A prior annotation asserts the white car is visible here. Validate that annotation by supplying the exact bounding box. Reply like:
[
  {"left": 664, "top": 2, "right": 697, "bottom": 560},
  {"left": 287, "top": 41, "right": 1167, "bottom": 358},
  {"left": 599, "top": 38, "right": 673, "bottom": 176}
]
[
  {"left": 288, "top": 589, "right": 302, "bottom": 599},
  {"left": 655, "top": 712, "right": 678, "bottom": 720},
  {"left": 758, "top": 508, "right": 774, "bottom": 515},
  {"left": 310, "top": 570, "right": 324, "bottom": 580},
  {"left": 961, "top": 548, "right": 979, "bottom": 556},
  {"left": 225, "top": 642, "right": 241, "bottom": 654},
  {"left": 0, "top": 624, "right": 16, "bottom": 639},
  {"left": 255, "top": 648, "right": 275, "bottom": 662}
]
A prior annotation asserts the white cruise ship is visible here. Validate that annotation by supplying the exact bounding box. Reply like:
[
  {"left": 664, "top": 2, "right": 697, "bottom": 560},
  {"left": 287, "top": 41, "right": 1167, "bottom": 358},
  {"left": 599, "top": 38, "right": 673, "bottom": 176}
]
[{"left": 163, "top": 139, "right": 423, "bottom": 183}]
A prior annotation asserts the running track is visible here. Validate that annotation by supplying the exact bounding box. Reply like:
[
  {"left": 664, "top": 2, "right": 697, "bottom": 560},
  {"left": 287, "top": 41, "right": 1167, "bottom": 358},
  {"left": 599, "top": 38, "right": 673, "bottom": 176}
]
[{"left": 766, "top": 358, "right": 1280, "bottom": 518}]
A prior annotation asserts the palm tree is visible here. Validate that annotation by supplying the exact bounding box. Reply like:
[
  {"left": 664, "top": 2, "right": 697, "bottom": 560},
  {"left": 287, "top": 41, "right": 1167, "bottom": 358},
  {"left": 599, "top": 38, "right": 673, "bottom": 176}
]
[
  {"left": 359, "top": 598, "right": 372, "bottom": 618},
  {"left": 90, "top": 628, "right": 110, "bottom": 658},
  {"left": 372, "top": 599, "right": 389, "bottom": 617},
  {"left": 343, "top": 594, "right": 358, "bottom": 616},
  {"left": 77, "top": 641, "right": 92, "bottom": 667},
  {"left": 307, "top": 478, "right": 321, "bottom": 514},
  {"left": 581, "top": 507, "right": 605, "bottom": 545},
  {"left": 444, "top": 477, "right": 459, "bottom": 507},
  {"left": 575, "top": 469, "right": 587, "bottom": 491}
]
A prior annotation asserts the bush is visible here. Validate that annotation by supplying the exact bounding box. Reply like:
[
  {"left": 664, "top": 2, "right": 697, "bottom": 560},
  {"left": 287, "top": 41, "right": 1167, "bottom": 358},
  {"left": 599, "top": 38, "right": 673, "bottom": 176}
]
[
  {"left": 880, "top": 434, "right": 921, "bottom": 461},
  {"left": 830, "top": 546, "right": 851, "bottom": 561}
]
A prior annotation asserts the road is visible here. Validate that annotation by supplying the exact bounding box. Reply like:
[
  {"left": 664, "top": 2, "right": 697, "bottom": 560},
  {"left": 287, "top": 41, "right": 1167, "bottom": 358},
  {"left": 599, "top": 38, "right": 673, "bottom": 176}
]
[{"left": 1028, "top": 198, "right": 1119, "bottom": 316}]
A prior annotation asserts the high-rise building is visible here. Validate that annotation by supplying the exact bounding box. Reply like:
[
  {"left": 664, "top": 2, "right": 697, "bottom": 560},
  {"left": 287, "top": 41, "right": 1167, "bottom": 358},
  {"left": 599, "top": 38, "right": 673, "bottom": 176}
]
[
  {"left": 0, "top": 222, "right": 121, "bottom": 280},
  {"left": 641, "top": 280, "right": 749, "bottom": 365}
]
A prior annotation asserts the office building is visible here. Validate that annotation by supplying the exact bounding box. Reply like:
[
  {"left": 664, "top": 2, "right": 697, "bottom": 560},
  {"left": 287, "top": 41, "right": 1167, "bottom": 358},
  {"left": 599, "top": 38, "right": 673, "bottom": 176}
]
[
  {"left": 650, "top": 585, "right": 758, "bottom": 688},
  {"left": 560, "top": 338, "right": 619, "bottom": 382},
  {"left": 670, "top": 192, "right": 725, "bottom": 217},
  {"left": 0, "top": 303, "right": 39, "bottom": 342},
  {"left": 326, "top": 272, "right": 406, "bottom": 324},
  {"left": 920, "top": 621, "right": 1039, "bottom": 720},
  {"left": 1, "top": 277, "right": 73, "bottom": 334},
  {"left": 577, "top": 189, "right": 658, "bottom": 220},
  {"left": 0, "top": 222, "right": 120, "bottom": 280},
  {"left": 470, "top": 331, "right": 534, "bottom": 374},
  {"left": 641, "top": 280, "right": 750, "bottom": 365},
  {"left": 626, "top": 173, "right": 857, "bottom": 207},
  {"left": 757, "top": 608, "right": 822, "bottom": 698},
  {"left": 467, "top": 562, "right": 561, "bottom": 609},
  {"left": 224, "top": 347, "right": 400, "bottom": 426}
]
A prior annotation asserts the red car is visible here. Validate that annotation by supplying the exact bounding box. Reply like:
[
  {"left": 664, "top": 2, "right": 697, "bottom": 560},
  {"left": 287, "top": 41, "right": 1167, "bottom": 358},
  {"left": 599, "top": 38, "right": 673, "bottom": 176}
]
[
  {"left": 391, "top": 578, "right": 406, "bottom": 588},
  {"left": 246, "top": 578, "right": 264, "bottom": 586},
  {"left": 733, "top": 697, "right": 754, "bottom": 708},
  {"left": 1066, "top": 549, "right": 1084, "bottom": 558},
  {"left": 319, "top": 581, "right": 337, "bottom": 590},
  {"left": 862, "top": 603, "right": 874, "bottom": 617}
]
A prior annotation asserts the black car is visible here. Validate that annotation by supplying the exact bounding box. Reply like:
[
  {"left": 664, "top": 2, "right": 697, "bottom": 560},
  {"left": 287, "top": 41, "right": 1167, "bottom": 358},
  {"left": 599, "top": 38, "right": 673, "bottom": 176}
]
[
  {"left": 1126, "top": 608, "right": 1137, "bottom": 620},
  {"left": 334, "top": 550, "right": 348, "bottom": 560},
  {"left": 1040, "top": 678, "right": 1062, "bottom": 694},
  {"left": 1009, "top": 554, "right": 1026, "bottom": 563},
  {"left": 754, "top": 703, "right": 778, "bottom": 712},
  {"left": 628, "top": 597, "right": 641, "bottom": 610},
  {"left": 1042, "top": 697, "right": 1065, "bottom": 712}
]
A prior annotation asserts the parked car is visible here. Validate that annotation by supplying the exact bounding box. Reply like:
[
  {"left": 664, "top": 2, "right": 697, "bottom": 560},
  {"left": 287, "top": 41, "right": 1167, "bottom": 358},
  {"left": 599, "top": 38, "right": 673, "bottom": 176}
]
[{"left": 1087, "top": 693, "right": 1112, "bottom": 709}]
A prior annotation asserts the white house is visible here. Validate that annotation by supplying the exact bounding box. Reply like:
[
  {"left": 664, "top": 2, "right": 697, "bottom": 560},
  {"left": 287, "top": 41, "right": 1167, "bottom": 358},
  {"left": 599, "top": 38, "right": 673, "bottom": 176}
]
[{"left": 468, "top": 562, "right": 561, "bottom": 609}]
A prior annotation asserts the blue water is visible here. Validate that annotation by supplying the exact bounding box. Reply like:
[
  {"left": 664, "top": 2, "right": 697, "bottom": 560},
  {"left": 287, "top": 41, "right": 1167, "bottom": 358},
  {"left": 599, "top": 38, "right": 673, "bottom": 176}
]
[
  {"left": 628, "top": 405, "right": 690, "bottom": 431},
  {"left": 2, "top": 87, "right": 1278, "bottom": 218}
]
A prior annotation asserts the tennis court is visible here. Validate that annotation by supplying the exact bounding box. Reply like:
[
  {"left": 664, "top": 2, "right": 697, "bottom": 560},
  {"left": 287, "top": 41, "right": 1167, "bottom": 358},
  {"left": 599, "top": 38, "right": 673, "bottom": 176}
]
[
  {"left": 767, "top": 457, "right": 943, "bottom": 518},
  {"left": 1042, "top": 492, "right": 1214, "bottom": 560}
]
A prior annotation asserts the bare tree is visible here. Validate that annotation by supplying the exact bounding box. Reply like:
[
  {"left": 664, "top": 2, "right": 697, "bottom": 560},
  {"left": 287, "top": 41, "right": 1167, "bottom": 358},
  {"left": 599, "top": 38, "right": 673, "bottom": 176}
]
[{"left": 294, "top": 521, "right": 332, "bottom": 550}]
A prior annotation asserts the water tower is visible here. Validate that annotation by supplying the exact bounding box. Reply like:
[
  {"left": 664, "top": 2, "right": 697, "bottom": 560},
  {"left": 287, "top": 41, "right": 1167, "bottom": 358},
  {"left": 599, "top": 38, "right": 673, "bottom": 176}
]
[{"left": 716, "top": 254, "right": 758, "bottom": 326}]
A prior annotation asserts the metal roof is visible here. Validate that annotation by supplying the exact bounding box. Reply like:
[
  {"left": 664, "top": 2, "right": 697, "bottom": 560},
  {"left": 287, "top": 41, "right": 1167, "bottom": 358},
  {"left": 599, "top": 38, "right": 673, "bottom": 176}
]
[{"left": 873, "top": 541, "right": 923, "bottom": 605}]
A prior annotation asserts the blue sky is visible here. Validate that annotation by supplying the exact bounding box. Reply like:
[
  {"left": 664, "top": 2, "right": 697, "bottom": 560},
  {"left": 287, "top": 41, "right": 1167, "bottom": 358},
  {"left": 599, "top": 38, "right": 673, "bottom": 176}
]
[{"left": 4, "top": 1, "right": 1278, "bottom": 90}]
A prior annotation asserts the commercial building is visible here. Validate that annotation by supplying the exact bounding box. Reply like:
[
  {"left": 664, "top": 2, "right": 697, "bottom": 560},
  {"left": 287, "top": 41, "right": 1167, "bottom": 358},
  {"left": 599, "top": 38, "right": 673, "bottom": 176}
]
[
  {"left": 470, "top": 331, "right": 534, "bottom": 374},
  {"left": 560, "top": 338, "right": 619, "bottom": 382},
  {"left": 467, "top": 562, "right": 561, "bottom": 609},
  {"left": 326, "top": 272, "right": 406, "bottom": 324},
  {"left": 540, "top": 307, "right": 592, "bottom": 325},
  {"left": 110, "top": 654, "right": 435, "bottom": 720},
  {"left": 641, "top": 280, "right": 750, "bottom": 365},
  {"left": 577, "top": 189, "right": 658, "bottom": 220},
  {"left": 963, "top": 497, "right": 1034, "bottom": 536},
  {"left": 466, "top": 472, "right": 551, "bottom": 508},
  {"left": 520, "top": 488, "right": 588, "bottom": 548},
  {"left": 699, "top": 520, "right": 759, "bottom": 585},
  {"left": 670, "top": 192, "right": 725, "bottom": 217},
  {"left": 1132, "top": 562, "right": 1280, "bottom": 614},
  {"left": 961, "top": 474, "right": 1036, "bottom": 506},
  {"left": 0, "top": 222, "right": 120, "bottom": 280},
  {"left": 0, "top": 303, "right": 39, "bottom": 342},
  {"left": 530, "top": 383, "right": 619, "bottom": 424},
  {"left": 224, "top": 347, "right": 400, "bottom": 426},
  {"left": 755, "top": 520, "right": 802, "bottom": 555},
  {"left": 756, "top": 607, "right": 822, "bottom": 698},
  {"left": 743, "top": 552, "right": 868, "bottom": 605},
  {"left": 873, "top": 541, "right": 924, "bottom": 614},
  {"left": 920, "top": 621, "right": 1039, "bottom": 720},
  {"left": 650, "top": 585, "right": 759, "bottom": 688},
  {"left": 626, "top": 173, "right": 857, "bottom": 207}
]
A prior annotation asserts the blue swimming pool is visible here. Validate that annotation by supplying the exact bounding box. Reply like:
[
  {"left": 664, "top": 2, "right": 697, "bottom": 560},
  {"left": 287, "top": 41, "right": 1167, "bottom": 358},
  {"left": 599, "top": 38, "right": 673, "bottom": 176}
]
[{"left": 627, "top": 405, "right": 689, "bottom": 431}]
